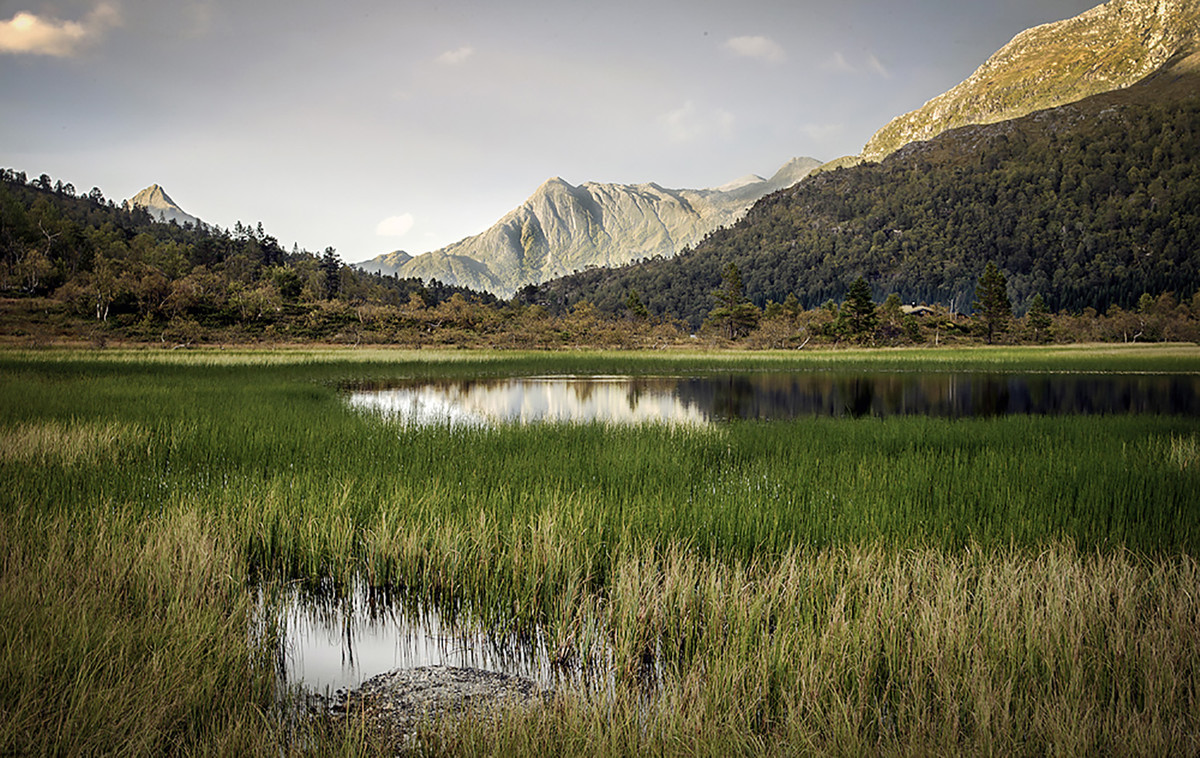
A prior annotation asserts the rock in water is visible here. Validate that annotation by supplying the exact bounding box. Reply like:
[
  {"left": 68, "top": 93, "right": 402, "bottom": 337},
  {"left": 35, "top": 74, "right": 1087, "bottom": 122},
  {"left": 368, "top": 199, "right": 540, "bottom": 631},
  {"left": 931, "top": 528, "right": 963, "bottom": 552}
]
[{"left": 331, "top": 666, "right": 551, "bottom": 742}]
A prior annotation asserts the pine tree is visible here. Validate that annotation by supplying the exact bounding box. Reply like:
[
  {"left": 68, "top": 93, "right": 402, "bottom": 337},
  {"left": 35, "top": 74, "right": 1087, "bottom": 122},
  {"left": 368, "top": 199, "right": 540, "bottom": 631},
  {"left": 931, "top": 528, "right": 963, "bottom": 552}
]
[
  {"left": 704, "top": 262, "right": 760, "bottom": 339},
  {"left": 1026, "top": 293, "right": 1051, "bottom": 342},
  {"left": 973, "top": 262, "right": 1011, "bottom": 343},
  {"left": 625, "top": 288, "right": 649, "bottom": 320},
  {"left": 320, "top": 247, "right": 341, "bottom": 300},
  {"left": 841, "top": 276, "right": 878, "bottom": 341}
]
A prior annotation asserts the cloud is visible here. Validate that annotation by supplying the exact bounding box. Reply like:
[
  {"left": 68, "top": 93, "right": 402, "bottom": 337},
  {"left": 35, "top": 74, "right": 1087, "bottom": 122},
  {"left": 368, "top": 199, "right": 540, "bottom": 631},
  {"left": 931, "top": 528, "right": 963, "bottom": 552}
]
[
  {"left": 866, "top": 53, "right": 891, "bottom": 79},
  {"left": 722, "top": 35, "right": 786, "bottom": 65},
  {"left": 0, "top": 2, "right": 120, "bottom": 57},
  {"left": 822, "top": 51, "right": 855, "bottom": 74},
  {"left": 376, "top": 213, "right": 415, "bottom": 238},
  {"left": 822, "top": 50, "right": 890, "bottom": 78},
  {"left": 435, "top": 46, "right": 473, "bottom": 65},
  {"left": 660, "top": 101, "right": 735, "bottom": 145}
]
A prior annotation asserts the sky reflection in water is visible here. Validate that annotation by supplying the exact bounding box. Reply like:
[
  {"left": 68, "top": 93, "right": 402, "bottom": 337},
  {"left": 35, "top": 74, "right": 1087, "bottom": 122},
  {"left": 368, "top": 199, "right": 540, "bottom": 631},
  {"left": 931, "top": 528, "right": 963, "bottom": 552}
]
[
  {"left": 279, "top": 585, "right": 555, "bottom": 695},
  {"left": 348, "top": 372, "right": 1200, "bottom": 426}
]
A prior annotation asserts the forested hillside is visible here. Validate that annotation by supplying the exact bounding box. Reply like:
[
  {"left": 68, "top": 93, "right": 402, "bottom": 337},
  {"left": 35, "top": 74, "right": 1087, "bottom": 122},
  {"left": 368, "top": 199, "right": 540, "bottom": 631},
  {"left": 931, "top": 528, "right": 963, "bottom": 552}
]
[
  {"left": 0, "top": 172, "right": 493, "bottom": 341},
  {"left": 539, "top": 68, "right": 1200, "bottom": 328}
]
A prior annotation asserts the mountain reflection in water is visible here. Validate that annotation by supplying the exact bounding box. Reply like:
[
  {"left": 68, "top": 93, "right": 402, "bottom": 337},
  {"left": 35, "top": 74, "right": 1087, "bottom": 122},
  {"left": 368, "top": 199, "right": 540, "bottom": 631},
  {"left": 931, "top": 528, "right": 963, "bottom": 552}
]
[{"left": 347, "top": 373, "right": 1200, "bottom": 426}]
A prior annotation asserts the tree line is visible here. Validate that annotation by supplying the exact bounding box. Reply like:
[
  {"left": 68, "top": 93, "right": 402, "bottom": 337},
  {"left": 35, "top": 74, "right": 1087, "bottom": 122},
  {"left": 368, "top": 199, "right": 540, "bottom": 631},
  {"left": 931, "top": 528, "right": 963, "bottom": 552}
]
[
  {"left": 2, "top": 163, "right": 1198, "bottom": 349},
  {"left": 694, "top": 260, "right": 1199, "bottom": 348}
]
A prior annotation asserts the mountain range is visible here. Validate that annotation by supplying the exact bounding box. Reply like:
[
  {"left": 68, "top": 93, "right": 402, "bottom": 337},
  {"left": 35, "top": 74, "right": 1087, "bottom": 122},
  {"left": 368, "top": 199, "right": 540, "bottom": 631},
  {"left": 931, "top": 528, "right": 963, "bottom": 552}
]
[
  {"left": 358, "top": 0, "right": 1199, "bottom": 300},
  {"left": 355, "top": 157, "right": 821, "bottom": 297},
  {"left": 538, "top": 44, "right": 1200, "bottom": 326},
  {"left": 121, "top": 0, "right": 1200, "bottom": 314}
]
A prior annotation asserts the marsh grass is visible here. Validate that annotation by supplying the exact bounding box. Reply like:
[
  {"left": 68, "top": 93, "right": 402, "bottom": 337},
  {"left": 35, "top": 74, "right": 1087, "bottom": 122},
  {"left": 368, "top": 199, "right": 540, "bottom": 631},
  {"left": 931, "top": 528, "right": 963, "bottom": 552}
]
[
  {"left": 0, "top": 507, "right": 273, "bottom": 755},
  {"left": 428, "top": 543, "right": 1200, "bottom": 757},
  {"left": 2, "top": 346, "right": 1198, "bottom": 755}
]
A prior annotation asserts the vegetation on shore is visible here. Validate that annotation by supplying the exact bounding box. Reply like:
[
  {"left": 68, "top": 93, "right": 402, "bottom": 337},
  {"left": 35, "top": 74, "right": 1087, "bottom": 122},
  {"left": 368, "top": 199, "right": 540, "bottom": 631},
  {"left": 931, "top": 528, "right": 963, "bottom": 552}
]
[{"left": 2, "top": 346, "right": 1198, "bottom": 755}]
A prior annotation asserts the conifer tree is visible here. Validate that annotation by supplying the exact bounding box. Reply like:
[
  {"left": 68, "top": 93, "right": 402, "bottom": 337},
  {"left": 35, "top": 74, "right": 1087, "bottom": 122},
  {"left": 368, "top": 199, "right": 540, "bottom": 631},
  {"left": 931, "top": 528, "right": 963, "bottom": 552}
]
[
  {"left": 973, "top": 261, "right": 1011, "bottom": 343},
  {"left": 1026, "top": 293, "right": 1051, "bottom": 342},
  {"left": 841, "top": 276, "right": 878, "bottom": 340},
  {"left": 704, "top": 262, "right": 760, "bottom": 339},
  {"left": 320, "top": 247, "right": 341, "bottom": 300},
  {"left": 625, "top": 288, "right": 649, "bottom": 320}
]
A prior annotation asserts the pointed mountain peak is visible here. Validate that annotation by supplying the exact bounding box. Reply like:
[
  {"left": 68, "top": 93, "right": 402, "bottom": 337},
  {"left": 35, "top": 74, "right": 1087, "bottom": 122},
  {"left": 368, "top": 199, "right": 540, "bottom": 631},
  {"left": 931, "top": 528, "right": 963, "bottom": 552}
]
[
  {"left": 536, "top": 176, "right": 575, "bottom": 192},
  {"left": 130, "top": 184, "right": 182, "bottom": 211},
  {"left": 127, "top": 184, "right": 199, "bottom": 226}
]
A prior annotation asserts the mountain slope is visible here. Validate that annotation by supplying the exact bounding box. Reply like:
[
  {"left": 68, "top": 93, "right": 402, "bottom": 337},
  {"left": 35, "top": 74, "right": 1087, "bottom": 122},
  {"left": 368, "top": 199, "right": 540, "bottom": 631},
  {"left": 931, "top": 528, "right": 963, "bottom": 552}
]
[
  {"left": 539, "top": 52, "right": 1200, "bottom": 327},
  {"left": 356, "top": 249, "right": 412, "bottom": 276},
  {"left": 862, "top": 0, "right": 1200, "bottom": 161},
  {"left": 359, "top": 157, "right": 821, "bottom": 297},
  {"left": 126, "top": 184, "right": 201, "bottom": 227}
]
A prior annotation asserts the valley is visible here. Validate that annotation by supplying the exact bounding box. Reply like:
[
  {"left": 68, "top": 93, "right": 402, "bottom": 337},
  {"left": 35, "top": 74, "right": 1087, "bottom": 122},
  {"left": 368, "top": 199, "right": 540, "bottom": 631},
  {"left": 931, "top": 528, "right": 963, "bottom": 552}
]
[{"left": 2, "top": 1, "right": 1200, "bottom": 755}]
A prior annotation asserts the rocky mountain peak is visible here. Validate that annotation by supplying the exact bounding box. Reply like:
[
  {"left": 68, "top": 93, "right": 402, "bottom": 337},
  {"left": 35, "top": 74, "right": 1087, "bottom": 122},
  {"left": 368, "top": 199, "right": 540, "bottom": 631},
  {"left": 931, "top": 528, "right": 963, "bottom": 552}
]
[
  {"left": 536, "top": 176, "right": 574, "bottom": 192},
  {"left": 130, "top": 184, "right": 177, "bottom": 209},
  {"left": 861, "top": 0, "right": 1200, "bottom": 161},
  {"left": 357, "top": 156, "right": 823, "bottom": 297},
  {"left": 127, "top": 184, "right": 200, "bottom": 227}
]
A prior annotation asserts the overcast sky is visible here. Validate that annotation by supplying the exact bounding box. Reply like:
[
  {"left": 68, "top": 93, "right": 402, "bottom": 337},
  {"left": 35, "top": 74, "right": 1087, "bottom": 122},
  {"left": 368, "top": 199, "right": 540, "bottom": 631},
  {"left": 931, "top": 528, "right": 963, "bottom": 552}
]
[{"left": 1, "top": 0, "right": 1100, "bottom": 262}]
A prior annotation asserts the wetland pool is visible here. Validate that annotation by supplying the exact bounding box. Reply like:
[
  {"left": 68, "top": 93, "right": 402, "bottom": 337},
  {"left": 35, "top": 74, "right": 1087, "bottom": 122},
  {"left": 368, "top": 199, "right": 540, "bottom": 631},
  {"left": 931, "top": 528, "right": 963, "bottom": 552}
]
[
  {"left": 347, "top": 371, "right": 1200, "bottom": 426},
  {"left": 273, "top": 584, "right": 578, "bottom": 695}
]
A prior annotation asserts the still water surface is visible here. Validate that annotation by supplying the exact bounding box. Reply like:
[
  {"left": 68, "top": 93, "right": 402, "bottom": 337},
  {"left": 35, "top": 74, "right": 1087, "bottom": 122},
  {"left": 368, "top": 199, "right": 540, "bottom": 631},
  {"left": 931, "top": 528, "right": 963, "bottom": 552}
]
[
  {"left": 348, "top": 372, "right": 1200, "bottom": 426},
  {"left": 278, "top": 584, "right": 557, "bottom": 694}
]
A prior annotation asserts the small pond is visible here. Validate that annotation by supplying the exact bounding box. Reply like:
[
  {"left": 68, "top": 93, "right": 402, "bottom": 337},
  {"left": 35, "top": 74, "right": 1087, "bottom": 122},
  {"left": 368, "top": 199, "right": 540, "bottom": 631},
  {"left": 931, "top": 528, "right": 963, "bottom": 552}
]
[
  {"left": 347, "top": 372, "right": 1200, "bottom": 426},
  {"left": 274, "top": 584, "right": 560, "bottom": 695}
]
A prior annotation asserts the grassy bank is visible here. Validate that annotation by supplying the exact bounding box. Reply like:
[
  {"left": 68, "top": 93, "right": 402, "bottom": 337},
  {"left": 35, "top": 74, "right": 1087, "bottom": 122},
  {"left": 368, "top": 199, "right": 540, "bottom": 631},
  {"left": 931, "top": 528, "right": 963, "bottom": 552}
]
[{"left": 1, "top": 345, "right": 1198, "bottom": 755}]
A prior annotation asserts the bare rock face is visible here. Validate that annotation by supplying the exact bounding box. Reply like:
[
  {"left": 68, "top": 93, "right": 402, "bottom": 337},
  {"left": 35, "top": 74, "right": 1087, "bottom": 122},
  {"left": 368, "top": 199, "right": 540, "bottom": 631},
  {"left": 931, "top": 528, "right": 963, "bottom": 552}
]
[
  {"left": 330, "top": 666, "right": 550, "bottom": 743},
  {"left": 862, "top": 0, "right": 1200, "bottom": 161},
  {"left": 361, "top": 157, "right": 821, "bottom": 297},
  {"left": 127, "top": 184, "right": 201, "bottom": 227}
]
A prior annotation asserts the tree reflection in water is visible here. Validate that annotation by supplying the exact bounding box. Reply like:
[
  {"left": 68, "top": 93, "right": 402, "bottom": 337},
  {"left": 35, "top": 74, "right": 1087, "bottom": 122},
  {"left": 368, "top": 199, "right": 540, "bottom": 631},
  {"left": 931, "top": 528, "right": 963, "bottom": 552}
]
[{"left": 347, "top": 373, "right": 1200, "bottom": 426}]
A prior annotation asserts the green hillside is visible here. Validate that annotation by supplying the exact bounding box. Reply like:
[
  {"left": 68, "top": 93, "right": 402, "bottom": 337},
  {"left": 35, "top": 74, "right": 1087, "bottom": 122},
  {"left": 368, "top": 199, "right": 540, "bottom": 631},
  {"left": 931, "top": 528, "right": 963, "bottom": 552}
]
[
  {"left": 539, "top": 60, "right": 1200, "bottom": 328},
  {"left": 0, "top": 173, "right": 494, "bottom": 341}
]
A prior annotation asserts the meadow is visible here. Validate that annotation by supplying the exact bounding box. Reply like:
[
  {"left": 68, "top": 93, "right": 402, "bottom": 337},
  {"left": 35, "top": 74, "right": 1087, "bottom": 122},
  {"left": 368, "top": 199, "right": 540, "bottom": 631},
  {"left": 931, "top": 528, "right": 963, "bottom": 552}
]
[{"left": 1, "top": 344, "right": 1198, "bottom": 756}]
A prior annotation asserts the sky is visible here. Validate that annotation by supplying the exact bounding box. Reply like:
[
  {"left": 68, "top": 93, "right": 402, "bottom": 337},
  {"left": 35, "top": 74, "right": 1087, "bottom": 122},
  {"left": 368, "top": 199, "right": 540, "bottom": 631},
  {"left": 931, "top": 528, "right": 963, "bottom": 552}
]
[{"left": 1, "top": 0, "right": 1101, "bottom": 263}]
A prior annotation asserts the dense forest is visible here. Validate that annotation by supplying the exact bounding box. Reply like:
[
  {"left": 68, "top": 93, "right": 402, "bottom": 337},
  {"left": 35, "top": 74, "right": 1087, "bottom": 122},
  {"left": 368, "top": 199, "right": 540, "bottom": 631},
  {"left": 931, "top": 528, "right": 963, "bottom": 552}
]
[{"left": 538, "top": 80, "right": 1200, "bottom": 329}]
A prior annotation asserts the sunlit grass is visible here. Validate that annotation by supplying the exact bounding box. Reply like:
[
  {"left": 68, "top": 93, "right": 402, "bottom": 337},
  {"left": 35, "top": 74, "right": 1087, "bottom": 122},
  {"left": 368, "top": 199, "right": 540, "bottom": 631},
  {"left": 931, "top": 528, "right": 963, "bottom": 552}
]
[{"left": 0, "top": 419, "right": 148, "bottom": 465}]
